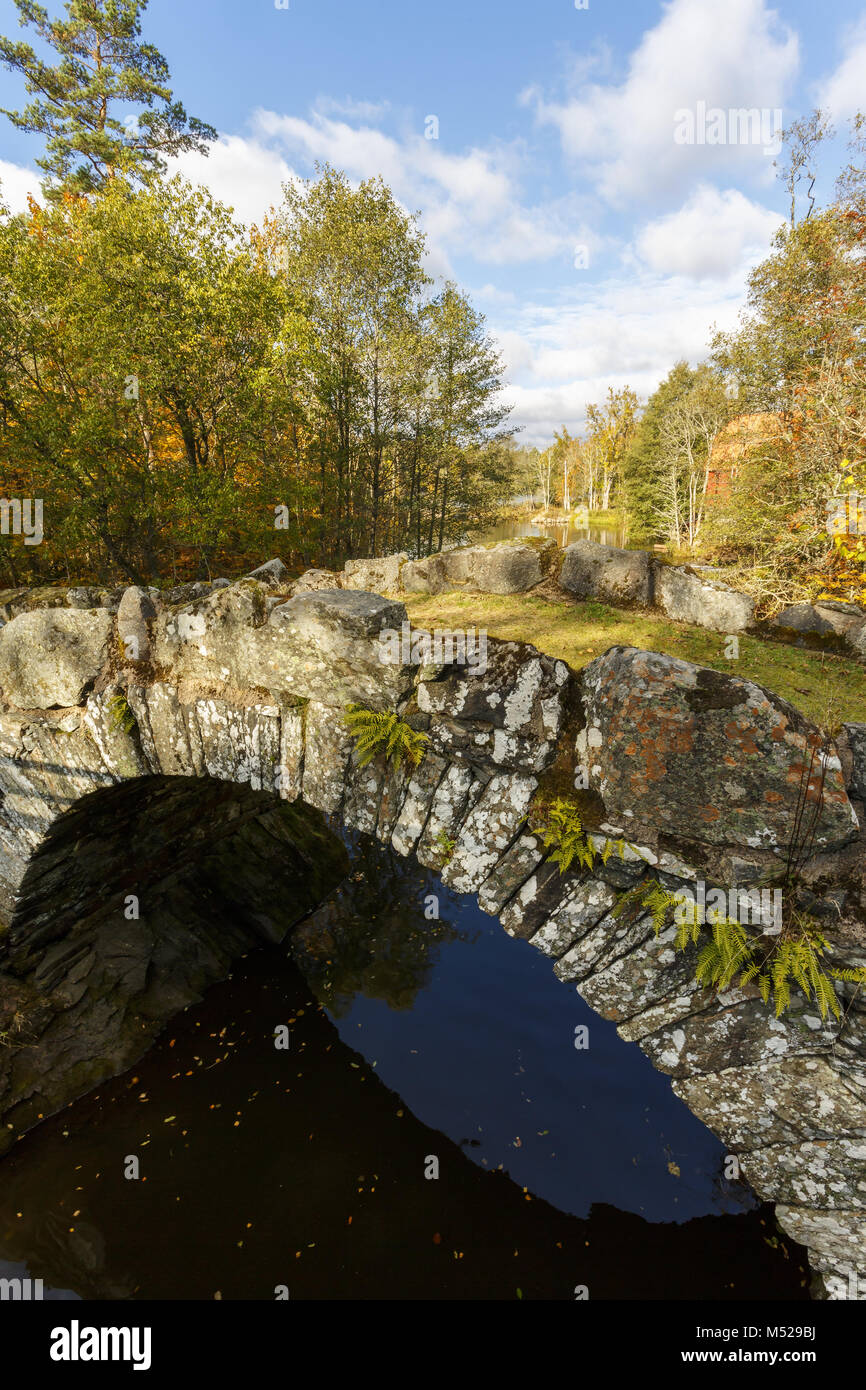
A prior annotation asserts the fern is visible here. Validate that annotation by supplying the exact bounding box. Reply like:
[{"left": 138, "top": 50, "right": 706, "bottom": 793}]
[
  {"left": 344, "top": 703, "right": 429, "bottom": 769},
  {"left": 434, "top": 829, "right": 457, "bottom": 865},
  {"left": 611, "top": 879, "right": 698, "bottom": 943},
  {"left": 533, "top": 798, "right": 595, "bottom": 873},
  {"left": 612, "top": 881, "right": 854, "bottom": 1021},
  {"left": 107, "top": 693, "right": 136, "bottom": 734}
]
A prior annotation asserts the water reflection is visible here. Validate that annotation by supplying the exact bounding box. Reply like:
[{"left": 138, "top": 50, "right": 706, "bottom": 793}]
[
  {"left": 0, "top": 830, "right": 809, "bottom": 1300},
  {"left": 466, "top": 515, "right": 627, "bottom": 550}
]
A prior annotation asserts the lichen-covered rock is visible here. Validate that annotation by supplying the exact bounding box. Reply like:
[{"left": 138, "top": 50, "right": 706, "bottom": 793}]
[
  {"left": 577, "top": 921, "right": 703, "bottom": 1022},
  {"left": 0, "top": 608, "right": 113, "bottom": 708},
  {"left": 292, "top": 568, "right": 341, "bottom": 592},
  {"left": 401, "top": 554, "right": 448, "bottom": 594},
  {"left": 83, "top": 691, "right": 148, "bottom": 782},
  {"left": 342, "top": 553, "right": 407, "bottom": 593},
  {"left": 414, "top": 762, "right": 482, "bottom": 868},
  {"left": 269, "top": 590, "right": 415, "bottom": 709},
  {"left": 673, "top": 1055, "right": 866, "bottom": 1149},
  {"left": 0, "top": 587, "right": 30, "bottom": 621},
  {"left": 153, "top": 585, "right": 414, "bottom": 710},
  {"left": 549, "top": 895, "right": 648, "bottom": 979},
  {"left": 440, "top": 772, "right": 537, "bottom": 894},
  {"left": 655, "top": 564, "right": 754, "bottom": 632},
  {"left": 418, "top": 640, "right": 570, "bottom": 774},
  {"left": 477, "top": 833, "right": 544, "bottom": 916},
  {"left": 376, "top": 757, "right": 413, "bottom": 841},
  {"left": 530, "top": 879, "right": 619, "bottom": 960},
  {"left": 244, "top": 557, "right": 289, "bottom": 588},
  {"left": 740, "top": 1137, "right": 866, "bottom": 1210},
  {"left": 577, "top": 646, "right": 859, "bottom": 856},
  {"left": 498, "top": 859, "right": 574, "bottom": 939},
  {"left": 277, "top": 705, "right": 305, "bottom": 801},
  {"left": 775, "top": 1207, "right": 866, "bottom": 1297},
  {"left": 560, "top": 539, "right": 652, "bottom": 605},
  {"left": 342, "top": 749, "right": 388, "bottom": 835},
  {"left": 65, "top": 586, "right": 104, "bottom": 609},
  {"left": 301, "top": 702, "right": 355, "bottom": 814},
  {"left": 842, "top": 723, "right": 866, "bottom": 801},
  {"left": 391, "top": 753, "right": 448, "bottom": 856},
  {"left": 633, "top": 991, "right": 840, "bottom": 1076}
]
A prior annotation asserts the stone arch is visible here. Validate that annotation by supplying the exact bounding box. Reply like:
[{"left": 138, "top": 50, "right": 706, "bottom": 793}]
[{"left": 0, "top": 578, "right": 864, "bottom": 1296}]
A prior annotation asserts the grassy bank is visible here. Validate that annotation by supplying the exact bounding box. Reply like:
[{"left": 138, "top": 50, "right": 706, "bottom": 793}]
[{"left": 402, "top": 589, "right": 866, "bottom": 727}]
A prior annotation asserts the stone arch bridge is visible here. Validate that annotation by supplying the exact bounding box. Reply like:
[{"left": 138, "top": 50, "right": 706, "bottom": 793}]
[{"left": 0, "top": 572, "right": 864, "bottom": 1298}]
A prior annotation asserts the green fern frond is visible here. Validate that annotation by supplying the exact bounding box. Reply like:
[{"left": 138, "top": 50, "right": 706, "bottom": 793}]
[
  {"left": 344, "top": 703, "right": 428, "bottom": 769},
  {"left": 107, "top": 693, "right": 136, "bottom": 734}
]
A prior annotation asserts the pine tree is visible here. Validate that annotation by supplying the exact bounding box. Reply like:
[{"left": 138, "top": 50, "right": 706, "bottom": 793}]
[{"left": 0, "top": 0, "right": 216, "bottom": 197}]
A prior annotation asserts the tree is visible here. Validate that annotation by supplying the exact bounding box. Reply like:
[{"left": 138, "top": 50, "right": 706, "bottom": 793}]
[
  {"left": 774, "top": 108, "right": 834, "bottom": 228},
  {"left": 0, "top": 0, "right": 216, "bottom": 197},
  {"left": 584, "top": 386, "right": 639, "bottom": 511},
  {"left": 654, "top": 367, "right": 731, "bottom": 547},
  {"left": 0, "top": 177, "right": 285, "bottom": 583},
  {"left": 424, "top": 282, "right": 510, "bottom": 551},
  {"left": 620, "top": 363, "right": 694, "bottom": 542}
]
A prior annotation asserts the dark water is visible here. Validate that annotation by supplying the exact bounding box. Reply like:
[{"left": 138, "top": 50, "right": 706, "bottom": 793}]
[{"left": 0, "top": 831, "right": 809, "bottom": 1300}]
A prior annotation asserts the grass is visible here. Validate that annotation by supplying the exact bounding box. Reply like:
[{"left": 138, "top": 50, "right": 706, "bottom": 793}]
[{"left": 402, "top": 589, "right": 866, "bottom": 727}]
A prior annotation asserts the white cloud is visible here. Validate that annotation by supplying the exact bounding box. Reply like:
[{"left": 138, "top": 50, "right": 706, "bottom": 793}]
[
  {"left": 528, "top": 0, "right": 799, "bottom": 204},
  {"left": 633, "top": 184, "right": 784, "bottom": 278},
  {"left": 492, "top": 271, "right": 749, "bottom": 444},
  {"left": 818, "top": 15, "right": 866, "bottom": 121},
  {"left": 0, "top": 159, "right": 40, "bottom": 213},
  {"left": 171, "top": 134, "right": 296, "bottom": 227},
  {"left": 172, "top": 107, "right": 586, "bottom": 271}
]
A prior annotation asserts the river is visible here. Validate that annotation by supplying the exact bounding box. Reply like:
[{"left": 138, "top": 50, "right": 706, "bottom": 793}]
[{"left": 0, "top": 827, "right": 808, "bottom": 1300}]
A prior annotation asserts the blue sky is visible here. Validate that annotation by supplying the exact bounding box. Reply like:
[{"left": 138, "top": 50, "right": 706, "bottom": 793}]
[{"left": 1, "top": 0, "right": 864, "bottom": 442}]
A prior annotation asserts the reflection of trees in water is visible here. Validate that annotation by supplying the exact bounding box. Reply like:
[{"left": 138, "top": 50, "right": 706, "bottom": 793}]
[{"left": 290, "top": 831, "right": 469, "bottom": 1016}]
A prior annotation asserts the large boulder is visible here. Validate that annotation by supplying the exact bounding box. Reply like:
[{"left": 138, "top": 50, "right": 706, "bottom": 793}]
[
  {"left": 244, "top": 557, "right": 289, "bottom": 588},
  {"left": 269, "top": 590, "right": 415, "bottom": 708},
  {"left": 655, "top": 564, "right": 754, "bottom": 633},
  {"left": 559, "top": 539, "right": 652, "bottom": 605},
  {"left": 342, "top": 553, "right": 407, "bottom": 594},
  {"left": 770, "top": 600, "right": 866, "bottom": 656},
  {"left": 770, "top": 603, "right": 836, "bottom": 636},
  {"left": 0, "top": 608, "right": 114, "bottom": 708},
  {"left": 293, "top": 568, "right": 341, "bottom": 592},
  {"left": 401, "top": 554, "right": 448, "bottom": 594},
  {"left": 153, "top": 583, "right": 415, "bottom": 710},
  {"left": 441, "top": 541, "right": 545, "bottom": 595},
  {"left": 576, "top": 647, "right": 859, "bottom": 859},
  {"left": 155, "top": 578, "right": 417, "bottom": 711}
]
